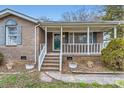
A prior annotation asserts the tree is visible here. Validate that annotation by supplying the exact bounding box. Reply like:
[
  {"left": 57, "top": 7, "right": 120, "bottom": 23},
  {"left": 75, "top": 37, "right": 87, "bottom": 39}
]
[
  {"left": 102, "top": 5, "right": 124, "bottom": 38},
  {"left": 61, "top": 6, "right": 102, "bottom": 22},
  {"left": 102, "top": 5, "right": 124, "bottom": 21}
]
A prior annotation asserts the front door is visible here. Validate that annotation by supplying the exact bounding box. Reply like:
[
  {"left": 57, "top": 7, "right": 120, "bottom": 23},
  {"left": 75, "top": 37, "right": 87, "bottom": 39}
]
[{"left": 53, "top": 33, "right": 60, "bottom": 51}]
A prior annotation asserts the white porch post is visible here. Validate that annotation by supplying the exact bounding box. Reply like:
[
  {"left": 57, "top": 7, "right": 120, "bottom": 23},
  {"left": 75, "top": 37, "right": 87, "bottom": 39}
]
[
  {"left": 60, "top": 26, "right": 63, "bottom": 71},
  {"left": 114, "top": 26, "right": 117, "bottom": 38},
  {"left": 45, "top": 27, "right": 47, "bottom": 53},
  {"left": 87, "top": 26, "right": 90, "bottom": 55}
]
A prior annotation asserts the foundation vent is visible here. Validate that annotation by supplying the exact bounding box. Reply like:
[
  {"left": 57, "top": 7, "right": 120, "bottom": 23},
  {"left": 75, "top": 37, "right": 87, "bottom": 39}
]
[{"left": 21, "top": 56, "right": 27, "bottom": 60}]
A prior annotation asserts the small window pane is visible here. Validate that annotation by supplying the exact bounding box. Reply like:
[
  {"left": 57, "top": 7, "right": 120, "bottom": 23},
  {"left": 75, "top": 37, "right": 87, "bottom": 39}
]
[
  {"left": 8, "top": 36, "right": 17, "bottom": 45},
  {"left": 8, "top": 27, "right": 17, "bottom": 35}
]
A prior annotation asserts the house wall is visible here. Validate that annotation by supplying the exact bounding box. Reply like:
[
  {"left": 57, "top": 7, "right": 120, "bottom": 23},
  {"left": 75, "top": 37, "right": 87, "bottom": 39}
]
[
  {"left": 97, "top": 32, "right": 103, "bottom": 43},
  {"left": 0, "top": 15, "right": 41, "bottom": 63}
]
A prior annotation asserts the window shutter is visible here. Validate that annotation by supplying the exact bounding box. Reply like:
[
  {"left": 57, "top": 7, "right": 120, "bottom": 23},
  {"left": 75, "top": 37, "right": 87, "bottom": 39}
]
[
  {"left": 0, "top": 25, "right": 5, "bottom": 45},
  {"left": 17, "top": 25, "right": 22, "bottom": 45}
]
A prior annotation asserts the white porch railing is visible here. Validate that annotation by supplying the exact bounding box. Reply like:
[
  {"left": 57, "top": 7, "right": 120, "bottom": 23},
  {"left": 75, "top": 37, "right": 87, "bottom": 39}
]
[
  {"left": 62, "top": 43, "right": 104, "bottom": 55},
  {"left": 38, "top": 43, "right": 46, "bottom": 71}
]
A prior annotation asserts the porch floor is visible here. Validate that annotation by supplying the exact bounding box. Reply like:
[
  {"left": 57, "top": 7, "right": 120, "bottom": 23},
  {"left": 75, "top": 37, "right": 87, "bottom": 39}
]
[{"left": 47, "top": 52, "right": 60, "bottom": 55}]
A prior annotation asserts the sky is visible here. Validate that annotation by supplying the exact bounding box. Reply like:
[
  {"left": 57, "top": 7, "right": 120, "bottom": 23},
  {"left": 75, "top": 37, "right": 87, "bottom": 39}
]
[{"left": 0, "top": 5, "right": 101, "bottom": 21}]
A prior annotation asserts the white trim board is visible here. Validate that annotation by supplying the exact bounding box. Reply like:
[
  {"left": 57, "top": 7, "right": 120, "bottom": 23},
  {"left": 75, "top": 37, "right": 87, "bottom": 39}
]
[{"left": 0, "top": 8, "right": 38, "bottom": 23}]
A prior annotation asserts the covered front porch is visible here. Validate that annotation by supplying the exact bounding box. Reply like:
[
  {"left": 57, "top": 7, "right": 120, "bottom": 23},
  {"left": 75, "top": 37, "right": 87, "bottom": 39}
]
[
  {"left": 38, "top": 22, "right": 119, "bottom": 71},
  {"left": 44, "top": 24, "right": 117, "bottom": 55}
]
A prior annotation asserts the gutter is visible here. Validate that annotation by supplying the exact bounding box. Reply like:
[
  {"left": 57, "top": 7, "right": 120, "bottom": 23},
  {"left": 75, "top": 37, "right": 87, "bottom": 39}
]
[{"left": 34, "top": 24, "right": 40, "bottom": 65}]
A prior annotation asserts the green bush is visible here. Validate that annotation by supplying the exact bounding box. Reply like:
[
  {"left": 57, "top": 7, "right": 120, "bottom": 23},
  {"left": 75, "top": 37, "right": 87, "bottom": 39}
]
[
  {"left": 91, "top": 82, "right": 102, "bottom": 88},
  {"left": 0, "top": 52, "right": 4, "bottom": 65},
  {"left": 115, "top": 80, "right": 124, "bottom": 88},
  {"left": 79, "top": 82, "right": 90, "bottom": 88},
  {"left": 101, "top": 38, "right": 124, "bottom": 71}
]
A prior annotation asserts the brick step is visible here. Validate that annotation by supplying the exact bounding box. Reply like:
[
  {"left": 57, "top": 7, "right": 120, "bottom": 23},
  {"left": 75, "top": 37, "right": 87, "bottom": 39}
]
[
  {"left": 44, "top": 57, "right": 59, "bottom": 60},
  {"left": 41, "top": 67, "right": 59, "bottom": 71},
  {"left": 44, "top": 60, "right": 59, "bottom": 63},
  {"left": 46, "top": 54, "right": 60, "bottom": 57},
  {"left": 44, "top": 62, "right": 59, "bottom": 64},
  {"left": 42, "top": 63, "right": 59, "bottom": 67}
]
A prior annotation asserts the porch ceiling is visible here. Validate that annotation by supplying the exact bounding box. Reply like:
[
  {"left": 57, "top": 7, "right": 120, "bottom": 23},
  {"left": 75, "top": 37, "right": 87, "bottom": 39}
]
[
  {"left": 40, "top": 21, "right": 121, "bottom": 32},
  {"left": 40, "top": 21, "right": 120, "bottom": 26},
  {"left": 42, "top": 26, "right": 114, "bottom": 32}
]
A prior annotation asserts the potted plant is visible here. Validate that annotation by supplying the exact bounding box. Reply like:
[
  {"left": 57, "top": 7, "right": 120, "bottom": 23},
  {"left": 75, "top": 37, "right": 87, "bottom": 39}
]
[{"left": 69, "top": 61, "right": 78, "bottom": 69}]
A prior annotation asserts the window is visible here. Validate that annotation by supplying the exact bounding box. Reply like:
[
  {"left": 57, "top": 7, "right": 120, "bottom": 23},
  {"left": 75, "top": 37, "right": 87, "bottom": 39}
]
[
  {"left": 5, "top": 19, "right": 21, "bottom": 45},
  {"left": 63, "top": 32, "right": 68, "bottom": 43},
  {"left": 6, "top": 19, "right": 17, "bottom": 26},
  {"left": 68, "top": 33, "right": 73, "bottom": 43},
  {"left": 6, "top": 26, "right": 18, "bottom": 45},
  {"left": 72, "top": 32, "right": 97, "bottom": 43},
  {"left": 90, "top": 32, "right": 97, "bottom": 43},
  {"left": 74, "top": 33, "right": 87, "bottom": 43}
]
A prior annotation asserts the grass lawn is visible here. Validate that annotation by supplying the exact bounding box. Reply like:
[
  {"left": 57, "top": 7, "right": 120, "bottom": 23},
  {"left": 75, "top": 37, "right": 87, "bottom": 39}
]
[{"left": 0, "top": 71, "right": 117, "bottom": 88}]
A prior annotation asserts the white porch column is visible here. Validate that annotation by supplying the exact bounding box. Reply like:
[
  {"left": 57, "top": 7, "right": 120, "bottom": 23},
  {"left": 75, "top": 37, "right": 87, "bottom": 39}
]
[
  {"left": 87, "top": 26, "right": 90, "bottom": 55},
  {"left": 60, "top": 26, "right": 63, "bottom": 71},
  {"left": 114, "top": 26, "right": 117, "bottom": 38},
  {"left": 45, "top": 27, "right": 47, "bottom": 53}
]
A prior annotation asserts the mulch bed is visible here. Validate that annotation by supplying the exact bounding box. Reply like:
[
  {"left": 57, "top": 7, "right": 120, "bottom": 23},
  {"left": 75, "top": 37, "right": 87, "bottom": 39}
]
[
  {"left": 0, "top": 61, "right": 35, "bottom": 73},
  {"left": 62, "top": 62, "right": 113, "bottom": 74},
  {"left": 73, "top": 62, "right": 111, "bottom": 72}
]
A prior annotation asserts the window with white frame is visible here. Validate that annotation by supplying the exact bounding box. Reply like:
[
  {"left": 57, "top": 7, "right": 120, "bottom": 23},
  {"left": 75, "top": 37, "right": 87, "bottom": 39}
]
[
  {"left": 5, "top": 19, "right": 22, "bottom": 45},
  {"left": 74, "top": 33, "right": 87, "bottom": 43},
  {"left": 67, "top": 32, "right": 97, "bottom": 44}
]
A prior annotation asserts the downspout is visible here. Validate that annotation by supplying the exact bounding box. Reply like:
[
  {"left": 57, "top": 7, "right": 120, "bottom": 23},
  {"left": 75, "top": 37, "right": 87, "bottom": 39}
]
[{"left": 34, "top": 24, "right": 40, "bottom": 65}]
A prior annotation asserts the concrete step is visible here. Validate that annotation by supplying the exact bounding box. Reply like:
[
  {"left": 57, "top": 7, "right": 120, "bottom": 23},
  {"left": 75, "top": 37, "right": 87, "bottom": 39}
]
[{"left": 41, "top": 67, "right": 59, "bottom": 71}]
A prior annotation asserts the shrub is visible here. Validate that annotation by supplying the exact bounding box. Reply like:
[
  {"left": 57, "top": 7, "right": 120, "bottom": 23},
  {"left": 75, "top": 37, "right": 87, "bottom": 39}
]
[
  {"left": 79, "top": 82, "right": 89, "bottom": 88},
  {"left": 115, "top": 80, "right": 124, "bottom": 88},
  {"left": 91, "top": 82, "right": 102, "bottom": 88},
  {"left": 101, "top": 38, "right": 124, "bottom": 71},
  {"left": 0, "top": 52, "right": 4, "bottom": 65}
]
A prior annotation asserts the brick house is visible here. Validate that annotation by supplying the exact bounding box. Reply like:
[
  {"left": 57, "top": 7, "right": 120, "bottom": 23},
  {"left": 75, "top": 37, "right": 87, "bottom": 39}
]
[{"left": 0, "top": 8, "right": 123, "bottom": 72}]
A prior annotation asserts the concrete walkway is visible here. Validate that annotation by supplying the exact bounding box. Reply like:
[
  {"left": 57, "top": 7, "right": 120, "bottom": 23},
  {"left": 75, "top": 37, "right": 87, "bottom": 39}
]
[{"left": 40, "top": 71, "right": 124, "bottom": 84}]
